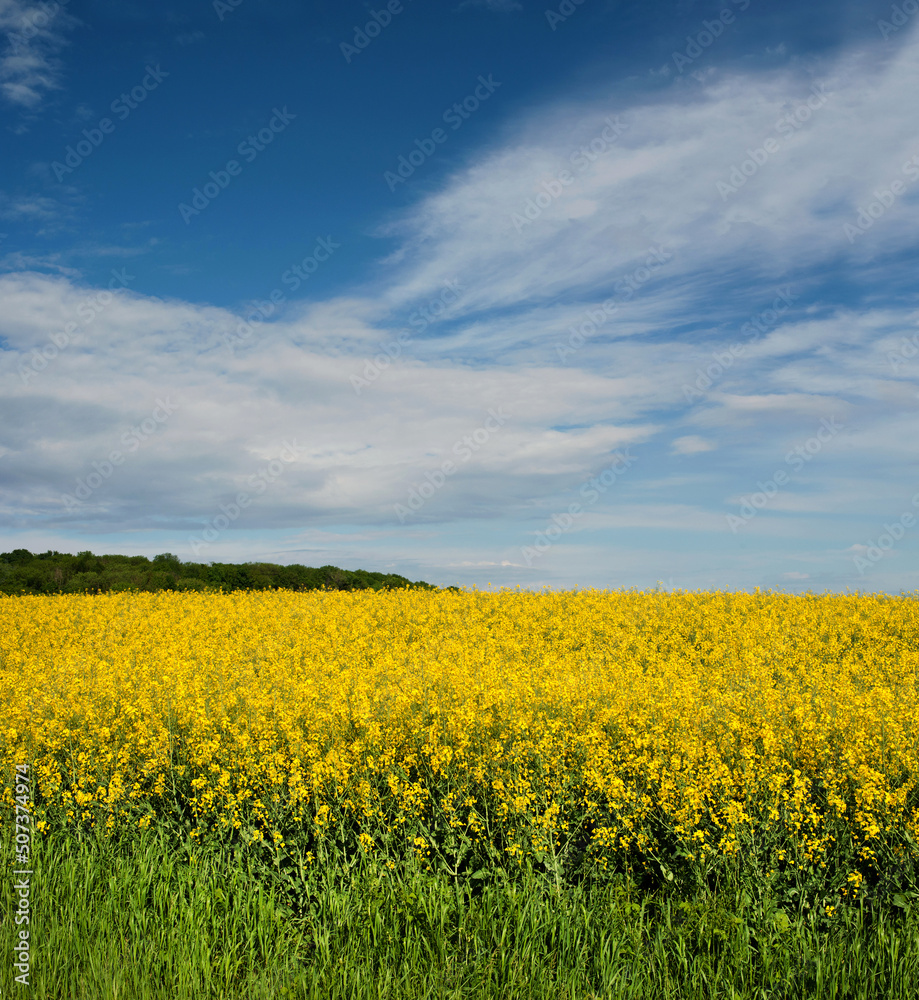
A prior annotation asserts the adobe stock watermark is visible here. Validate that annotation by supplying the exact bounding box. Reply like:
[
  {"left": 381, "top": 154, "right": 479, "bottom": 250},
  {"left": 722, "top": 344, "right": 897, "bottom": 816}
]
[
  {"left": 843, "top": 152, "right": 919, "bottom": 243},
  {"left": 395, "top": 406, "right": 511, "bottom": 522},
  {"left": 178, "top": 107, "right": 296, "bottom": 223},
  {"left": 717, "top": 83, "right": 832, "bottom": 200},
  {"left": 213, "top": 0, "right": 244, "bottom": 20},
  {"left": 887, "top": 328, "right": 919, "bottom": 373},
  {"left": 61, "top": 398, "right": 178, "bottom": 512},
  {"left": 340, "top": 0, "right": 412, "bottom": 63},
  {"left": 682, "top": 286, "right": 797, "bottom": 403},
  {"left": 384, "top": 75, "right": 501, "bottom": 192},
  {"left": 725, "top": 417, "right": 843, "bottom": 533},
  {"left": 878, "top": 0, "right": 919, "bottom": 38},
  {"left": 545, "top": 0, "right": 590, "bottom": 32},
  {"left": 555, "top": 245, "right": 672, "bottom": 362},
  {"left": 671, "top": 0, "right": 751, "bottom": 74},
  {"left": 18, "top": 269, "right": 135, "bottom": 385},
  {"left": 6, "top": 0, "right": 71, "bottom": 53},
  {"left": 850, "top": 491, "right": 919, "bottom": 574},
  {"left": 223, "top": 236, "right": 341, "bottom": 351},
  {"left": 11, "top": 763, "right": 33, "bottom": 987},
  {"left": 52, "top": 65, "right": 169, "bottom": 182},
  {"left": 350, "top": 279, "right": 464, "bottom": 395},
  {"left": 511, "top": 115, "right": 628, "bottom": 233},
  {"left": 188, "top": 441, "right": 298, "bottom": 556},
  {"left": 521, "top": 449, "right": 637, "bottom": 566}
]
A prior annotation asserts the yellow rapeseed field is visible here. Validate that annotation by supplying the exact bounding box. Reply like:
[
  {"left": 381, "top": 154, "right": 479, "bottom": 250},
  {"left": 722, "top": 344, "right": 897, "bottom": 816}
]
[{"left": 2, "top": 589, "right": 918, "bottom": 890}]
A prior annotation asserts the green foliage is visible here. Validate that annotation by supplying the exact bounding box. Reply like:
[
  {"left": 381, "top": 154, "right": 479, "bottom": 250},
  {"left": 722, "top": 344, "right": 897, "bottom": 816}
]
[
  {"left": 0, "top": 549, "right": 436, "bottom": 596},
  {"left": 3, "top": 823, "right": 919, "bottom": 999}
]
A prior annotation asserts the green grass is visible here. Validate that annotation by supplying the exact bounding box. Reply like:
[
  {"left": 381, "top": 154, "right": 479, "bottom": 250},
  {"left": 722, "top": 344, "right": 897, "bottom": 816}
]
[{"left": 3, "top": 825, "right": 919, "bottom": 999}]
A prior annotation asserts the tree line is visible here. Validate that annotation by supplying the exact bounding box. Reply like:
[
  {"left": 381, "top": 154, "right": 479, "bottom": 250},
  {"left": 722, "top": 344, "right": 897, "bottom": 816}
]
[{"left": 0, "top": 549, "right": 440, "bottom": 596}]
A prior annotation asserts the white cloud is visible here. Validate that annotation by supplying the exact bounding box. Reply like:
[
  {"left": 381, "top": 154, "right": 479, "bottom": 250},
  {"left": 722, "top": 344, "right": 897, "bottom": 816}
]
[
  {"left": 671, "top": 435, "right": 715, "bottom": 455},
  {"left": 0, "top": 272, "right": 662, "bottom": 540},
  {"left": 371, "top": 27, "right": 919, "bottom": 340},
  {"left": 0, "top": 193, "right": 65, "bottom": 219},
  {"left": 3, "top": 24, "right": 919, "bottom": 592},
  {"left": 0, "top": 0, "right": 79, "bottom": 110},
  {"left": 0, "top": 250, "right": 80, "bottom": 276}
]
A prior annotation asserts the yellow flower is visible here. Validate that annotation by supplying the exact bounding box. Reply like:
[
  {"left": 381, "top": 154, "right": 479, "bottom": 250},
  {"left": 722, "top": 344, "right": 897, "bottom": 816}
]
[{"left": 0, "top": 585, "right": 915, "bottom": 887}]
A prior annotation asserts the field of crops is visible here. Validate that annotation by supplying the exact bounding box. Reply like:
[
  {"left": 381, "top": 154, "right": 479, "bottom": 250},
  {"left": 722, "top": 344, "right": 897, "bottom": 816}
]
[{"left": 2, "top": 588, "right": 919, "bottom": 998}]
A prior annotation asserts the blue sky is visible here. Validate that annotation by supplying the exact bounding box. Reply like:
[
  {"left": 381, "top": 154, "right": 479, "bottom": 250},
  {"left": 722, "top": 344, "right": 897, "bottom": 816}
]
[{"left": 1, "top": 0, "right": 918, "bottom": 593}]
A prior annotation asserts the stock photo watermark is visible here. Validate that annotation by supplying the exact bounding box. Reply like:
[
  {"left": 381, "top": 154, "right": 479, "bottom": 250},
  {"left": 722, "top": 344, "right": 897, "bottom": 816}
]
[
  {"left": 394, "top": 406, "right": 511, "bottom": 522},
  {"left": 52, "top": 65, "right": 169, "bottom": 182},
  {"left": 545, "top": 0, "right": 590, "bottom": 31},
  {"left": 725, "top": 417, "right": 843, "bottom": 533},
  {"left": 178, "top": 107, "right": 297, "bottom": 223},
  {"left": 878, "top": 0, "right": 919, "bottom": 38},
  {"left": 340, "top": 0, "right": 413, "bottom": 63},
  {"left": 682, "top": 286, "right": 797, "bottom": 402},
  {"left": 223, "top": 236, "right": 341, "bottom": 350},
  {"left": 521, "top": 449, "right": 637, "bottom": 566},
  {"left": 511, "top": 115, "right": 628, "bottom": 233},
  {"left": 887, "top": 328, "right": 919, "bottom": 373},
  {"left": 18, "top": 269, "right": 135, "bottom": 385},
  {"left": 61, "top": 398, "right": 178, "bottom": 512},
  {"left": 384, "top": 75, "right": 501, "bottom": 192},
  {"left": 188, "top": 442, "right": 298, "bottom": 557},
  {"left": 6, "top": 0, "right": 71, "bottom": 51},
  {"left": 350, "top": 279, "right": 464, "bottom": 394},
  {"left": 850, "top": 491, "right": 919, "bottom": 574},
  {"left": 717, "top": 84, "right": 832, "bottom": 200},
  {"left": 555, "top": 245, "right": 672, "bottom": 362},
  {"left": 843, "top": 152, "right": 919, "bottom": 243},
  {"left": 11, "top": 763, "right": 33, "bottom": 986},
  {"left": 214, "top": 0, "right": 244, "bottom": 20}
]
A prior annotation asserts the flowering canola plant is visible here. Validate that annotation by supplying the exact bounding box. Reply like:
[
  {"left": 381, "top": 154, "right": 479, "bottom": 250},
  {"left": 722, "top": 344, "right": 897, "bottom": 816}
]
[{"left": 1, "top": 589, "right": 917, "bottom": 891}]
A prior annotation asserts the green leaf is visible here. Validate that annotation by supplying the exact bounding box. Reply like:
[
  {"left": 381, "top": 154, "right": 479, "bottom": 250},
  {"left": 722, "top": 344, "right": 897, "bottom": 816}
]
[{"left": 772, "top": 910, "right": 791, "bottom": 933}]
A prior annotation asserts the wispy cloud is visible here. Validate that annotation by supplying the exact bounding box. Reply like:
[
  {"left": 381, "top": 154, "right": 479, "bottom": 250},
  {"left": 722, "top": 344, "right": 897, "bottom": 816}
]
[
  {"left": 671, "top": 436, "right": 715, "bottom": 456},
  {"left": 0, "top": 0, "right": 79, "bottom": 110},
  {"left": 0, "top": 250, "right": 80, "bottom": 275},
  {"left": 373, "top": 31, "right": 919, "bottom": 339},
  {"left": 2, "top": 21, "right": 919, "bottom": 592},
  {"left": 0, "top": 192, "right": 63, "bottom": 219}
]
